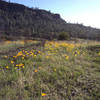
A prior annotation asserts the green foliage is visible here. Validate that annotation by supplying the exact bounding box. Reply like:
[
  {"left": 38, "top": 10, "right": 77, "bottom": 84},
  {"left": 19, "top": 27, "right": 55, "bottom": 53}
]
[{"left": 58, "top": 32, "right": 70, "bottom": 40}]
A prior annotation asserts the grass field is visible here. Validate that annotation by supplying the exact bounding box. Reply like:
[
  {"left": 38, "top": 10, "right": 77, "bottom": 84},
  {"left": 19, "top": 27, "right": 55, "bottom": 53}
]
[{"left": 0, "top": 39, "right": 100, "bottom": 100}]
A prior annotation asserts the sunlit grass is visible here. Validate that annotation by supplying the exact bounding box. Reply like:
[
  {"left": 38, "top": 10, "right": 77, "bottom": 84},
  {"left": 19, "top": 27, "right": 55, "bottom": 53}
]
[{"left": 0, "top": 40, "right": 39, "bottom": 53}]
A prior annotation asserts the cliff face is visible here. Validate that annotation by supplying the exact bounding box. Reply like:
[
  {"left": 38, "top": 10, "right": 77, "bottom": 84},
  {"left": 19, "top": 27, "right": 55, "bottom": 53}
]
[
  {"left": 0, "top": 0, "right": 100, "bottom": 40},
  {"left": 0, "top": 0, "right": 68, "bottom": 39}
]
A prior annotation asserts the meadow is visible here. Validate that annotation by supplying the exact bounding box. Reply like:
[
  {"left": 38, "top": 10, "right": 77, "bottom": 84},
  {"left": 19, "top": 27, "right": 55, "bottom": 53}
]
[{"left": 0, "top": 39, "right": 100, "bottom": 100}]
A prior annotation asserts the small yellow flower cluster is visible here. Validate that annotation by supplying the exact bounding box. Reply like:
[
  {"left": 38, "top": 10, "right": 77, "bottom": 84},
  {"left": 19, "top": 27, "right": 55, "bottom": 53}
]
[
  {"left": 13, "top": 49, "right": 39, "bottom": 59},
  {"left": 7, "top": 49, "right": 41, "bottom": 69},
  {"left": 65, "top": 55, "right": 69, "bottom": 60},
  {"left": 16, "top": 63, "right": 24, "bottom": 68},
  {"left": 98, "top": 52, "right": 100, "bottom": 56},
  {"left": 44, "top": 41, "right": 81, "bottom": 60},
  {"left": 34, "top": 69, "right": 38, "bottom": 72},
  {"left": 11, "top": 60, "right": 14, "bottom": 64},
  {"left": 6, "top": 66, "right": 9, "bottom": 69},
  {"left": 42, "top": 93, "right": 46, "bottom": 96},
  {"left": 73, "top": 50, "right": 80, "bottom": 57},
  {"left": 3, "top": 41, "right": 82, "bottom": 70}
]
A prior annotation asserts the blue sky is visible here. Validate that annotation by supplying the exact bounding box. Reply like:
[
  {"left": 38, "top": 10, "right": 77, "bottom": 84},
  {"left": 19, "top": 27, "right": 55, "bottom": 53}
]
[{"left": 8, "top": 0, "right": 100, "bottom": 28}]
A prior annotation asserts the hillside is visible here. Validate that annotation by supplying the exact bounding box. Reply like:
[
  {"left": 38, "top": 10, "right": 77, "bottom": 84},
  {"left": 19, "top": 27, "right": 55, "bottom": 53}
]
[{"left": 0, "top": 0, "right": 100, "bottom": 40}]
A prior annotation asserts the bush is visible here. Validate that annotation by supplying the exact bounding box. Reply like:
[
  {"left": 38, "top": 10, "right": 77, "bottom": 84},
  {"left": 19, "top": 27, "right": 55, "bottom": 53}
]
[{"left": 58, "top": 32, "right": 70, "bottom": 40}]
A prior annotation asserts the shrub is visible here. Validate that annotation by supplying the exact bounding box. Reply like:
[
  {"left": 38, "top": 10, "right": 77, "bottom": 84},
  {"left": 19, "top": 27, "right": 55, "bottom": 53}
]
[{"left": 58, "top": 32, "right": 70, "bottom": 40}]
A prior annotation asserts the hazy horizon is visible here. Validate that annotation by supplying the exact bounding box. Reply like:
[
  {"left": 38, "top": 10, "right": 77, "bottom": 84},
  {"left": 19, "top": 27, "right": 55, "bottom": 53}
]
[{"left": 6, "top": 0, "right": 100, "bottom": 29}]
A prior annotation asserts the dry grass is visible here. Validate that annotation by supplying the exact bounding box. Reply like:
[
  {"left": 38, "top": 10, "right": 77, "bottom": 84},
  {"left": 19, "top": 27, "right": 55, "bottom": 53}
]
[{"left": 0, "top": 39, "right": 100, "bottom": 100}]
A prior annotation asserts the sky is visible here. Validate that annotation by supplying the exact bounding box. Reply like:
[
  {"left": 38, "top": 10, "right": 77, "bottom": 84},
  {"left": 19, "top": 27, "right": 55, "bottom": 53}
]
[{"left": 7, "top": 0, "right": 100, "bottom": 28}]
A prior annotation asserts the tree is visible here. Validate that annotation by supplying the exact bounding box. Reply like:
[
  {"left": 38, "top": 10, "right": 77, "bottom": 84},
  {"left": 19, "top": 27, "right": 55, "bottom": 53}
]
[{"left": 58, "top": 32, "right": 70, "bottom": 40}]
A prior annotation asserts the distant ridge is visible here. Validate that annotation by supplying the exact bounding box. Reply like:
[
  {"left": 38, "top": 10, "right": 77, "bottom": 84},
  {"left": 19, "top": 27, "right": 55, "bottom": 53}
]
[{"left": 0, "top": 0, "right": 100, "bottom": 40}]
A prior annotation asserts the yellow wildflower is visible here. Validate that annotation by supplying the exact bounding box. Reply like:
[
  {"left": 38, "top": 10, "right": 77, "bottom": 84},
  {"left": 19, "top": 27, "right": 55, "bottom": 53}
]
[
  {"left": 65, "top": 56, "right": 69, "bottom": 60},
  {"left": 46, "top": 56, "right": 49, "bottom": 59},
  {"left": 16, "top": 63, "right": 24, "bottom": 68},
  {"left": 13, "top": 56, "right": 17, "bottom": 58},
  {"left": 34, "top": 69, "right": 38, "bottom": 72},
  {"left": 22, "top": 66, "right": 24, "bottom": 68},
  {"left": 38, "top": 51, "right": 41, "bottom": 53},
  {"left": 54, "top": 68, "right": 56, "bottom": 72},
  {"left": 16, "top": 64, "right": 19, "bottom": 67},
  {"left": 11, "top": 61, "right": 14, "bottom": 64},
  {"left": 22, "top": 57, "right": 24, "bottom": 60},
  {"left": 42, "top": 93, "right": 46, "bottom": 96},
  {"left": 19, "top": 63, "right": 24, "bottom": 67},
  {"left": 98, "top": 52, "right": 100, "bottom": 56},
  {"left": 6, "top": 66, "right": 9, "bottom": 69},
  {"left": 17, "top": 51, "right": 23, "bottom": 56},
  {"left": 23, "top": 55, "right": 25, "bottom": 57},
  {"left": 34, "top": 55, "right": 36, "bottom": 57},
  {"left": 75, "top": 54, "right": 77, "bottom": 57}
]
